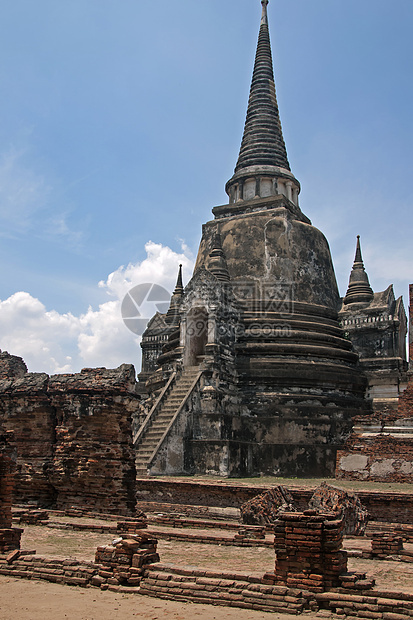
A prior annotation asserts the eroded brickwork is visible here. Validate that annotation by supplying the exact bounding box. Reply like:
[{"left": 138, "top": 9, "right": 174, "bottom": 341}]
[
  {"left": 336, "top": 328, "right": 413, "bottom": 482},
  {"left": 273, "top": 510, "right": 347, "bottom": 591},
  {"left": 0, "top": 429, "right": 23, "bottom": 552},
  {"left": 48, "top": 367, "right": 138, "bottom": 514},
  {"left": 0, "top": 353, "right": 138, "bottom": 514},
  {"left": 94, "top": 533, "right": 159, "bottom": 588},
  {"left": 336, "top": 387, "right": 413, "bottom": 483}
]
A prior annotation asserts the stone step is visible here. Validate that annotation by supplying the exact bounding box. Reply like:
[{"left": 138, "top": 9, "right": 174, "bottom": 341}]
[
  {"left": 137, "top": 430, "right": 164, "bottom": 439},
  {"left": 137, "top": 436, "right": 160, "bottom": 444},
  {"left": 138, "top": 439, "right": 160, "bottom": 447},
  {"left": 134, "top": 369, "right": 202, "bottom": 469},
  {"left": 136, "top": 451, "right": 156, "bottom": 459},
  {"left": 148, "top": 419, "right": 172, "bottom": 427},
  {"left": 151, "top": 416, "right": 175, "bottom": 424},
  {"left": 137, "top": 437, "right": 162, "bottom": 446},
  {"left": 151, "top": 416, "right": 174, "bottom": 423}
]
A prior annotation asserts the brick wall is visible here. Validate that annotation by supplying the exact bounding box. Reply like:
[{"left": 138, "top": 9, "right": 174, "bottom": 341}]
[
  {"left": 136, "top": 479, "right": 413, "bottom": 524},
  {"left": 0, "top": 429, "right": 22, "bottom": 552},
  {"left": 409, "top": 284, "right": 413, "bottom": 366},
  {"left": 0, "top": 354, "right": 138, "bottom": 514},
  {"left": 336, "top": 434, "right": 413, "bottom": 484}
]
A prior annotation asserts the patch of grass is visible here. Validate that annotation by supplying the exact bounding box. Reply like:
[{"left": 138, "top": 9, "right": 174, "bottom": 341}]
[{"left": 160, "top": 475, "right": 413, "bottom": 494}]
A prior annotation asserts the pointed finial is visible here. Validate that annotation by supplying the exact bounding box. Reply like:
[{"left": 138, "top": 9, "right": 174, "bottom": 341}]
[
  {"left": 227, "top": 0, "right": 289, "bottom": 181},
  {"left": 261, "top": 0, "right": 269, "bottom": 25},
  {"left": 354, "top": 235, "right": 363, "bottom": 264},
  {"left": 176, "top": 264, "right": 183, "bottom": 292}
]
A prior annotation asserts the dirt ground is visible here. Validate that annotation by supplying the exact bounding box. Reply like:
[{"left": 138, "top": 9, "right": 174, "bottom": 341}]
[
  {"left": 0, "top": 577, "right": 305, "bottom": 620},
  {"left": 2, "top": 516, "right": 413, "bottom": 619},
  {"left": 17, "top": 522, "right": 413, "bottom": 593}
]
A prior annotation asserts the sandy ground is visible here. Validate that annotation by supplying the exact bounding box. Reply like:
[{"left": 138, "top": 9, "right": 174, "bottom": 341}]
[
  {"left": 0, "top": 576, "right": 310, "bottom": 620},
  {"left": 3, "top": 513, "right": 413, "bottom": 619},
  {"left": 17, "top": 523, "right": 413, "bottom": 593}
]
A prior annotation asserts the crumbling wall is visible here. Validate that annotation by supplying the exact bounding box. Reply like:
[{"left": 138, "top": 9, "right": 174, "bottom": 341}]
[
  {"left": 0, "top": 351, "right": 27, "bottom": 380},
  {"left": 49, "top": 367, "right": 138, "bottom": 514},
  {"left": 0, "top": 372, "right": 56, "bottom": 506},
  {"left": 0, "top": 431, "right": 14, "bottom": 529},
  {"left": 0, "top": 352, "right": 139, "bottom": 514},
  {"left": 337, "top": 434, "right": 413, "bottom": 483},
  {"left": 336, "top": 371, "right": 413, "bottom": 482},
  {"left": 0, "top": 428, "right": 23, "bottom": 552}
]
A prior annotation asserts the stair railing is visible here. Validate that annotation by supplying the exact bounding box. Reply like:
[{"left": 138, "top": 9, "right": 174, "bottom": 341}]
[
  {"left": 147, "top": 369, "right": 203, "bottom": 468},
  {"left": 132, "top": 371, "right": 176, "bottom": 446}
]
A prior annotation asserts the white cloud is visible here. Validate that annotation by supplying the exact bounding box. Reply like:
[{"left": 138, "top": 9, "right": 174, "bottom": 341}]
[
  {"left": 100, "top": 240, "right": 194, "bottom": 299},
  {"left": 0, "top": 242, "right": 195, "bottom": 375}
]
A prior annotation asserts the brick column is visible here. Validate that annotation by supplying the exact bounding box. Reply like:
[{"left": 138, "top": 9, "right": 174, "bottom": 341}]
[{"left": 273, "top": 509, "right": 347, "bottom": 592}]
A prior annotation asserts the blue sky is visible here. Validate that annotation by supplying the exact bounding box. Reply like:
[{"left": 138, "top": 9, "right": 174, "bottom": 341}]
[{"left": 0, "top": 0, "right": 412, "bottom": 374}]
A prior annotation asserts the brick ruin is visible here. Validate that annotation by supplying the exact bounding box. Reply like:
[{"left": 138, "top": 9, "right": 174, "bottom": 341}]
[
  {"left": 240, "top": 486, "right": 296, "bottom": 525},
  {"left": 0, "top": 1, "right": 411, "bottom": 525},
  {"left": 0, "top": 429, "right": 23, "bottom": 552},
  {"left": 335, "top": 284, "right": 413, "bottom": 482},
  {"left": 0, "top": 351, "right": 138, "bottom": 514},
  {"left": 2, "top": 473, "right": 413, "bottom": 616},
  {"left": 94, "top": 532, "right": 160, "bottom": 589}
]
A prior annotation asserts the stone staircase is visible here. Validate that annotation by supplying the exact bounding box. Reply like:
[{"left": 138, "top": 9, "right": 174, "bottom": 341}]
[{"left": 134, "top": 367, "right": 201, "bottom": 476}]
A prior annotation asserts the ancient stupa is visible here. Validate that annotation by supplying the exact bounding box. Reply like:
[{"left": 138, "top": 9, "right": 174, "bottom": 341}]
[{"left": 136, "top": 0, "right": 371, "bottom": 477}]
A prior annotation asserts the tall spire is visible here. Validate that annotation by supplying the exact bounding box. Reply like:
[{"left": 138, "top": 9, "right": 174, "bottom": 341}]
[
  {"left": 225, "top": 1, "right": 299, "bottom": 208},
  {"left": 235, "top": 0, "right": 290, "bottom": 173},
  {"left": 343, "top": 236, "right": 374, "bottom": 305}
]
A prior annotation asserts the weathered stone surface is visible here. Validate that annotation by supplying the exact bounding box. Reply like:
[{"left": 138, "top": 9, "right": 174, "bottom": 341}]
[{"left": 136, "top": 2, "right": 373, "bottom": 479}]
